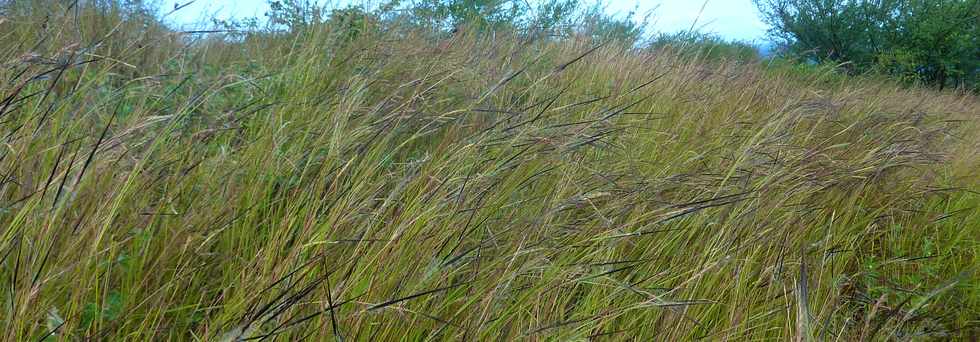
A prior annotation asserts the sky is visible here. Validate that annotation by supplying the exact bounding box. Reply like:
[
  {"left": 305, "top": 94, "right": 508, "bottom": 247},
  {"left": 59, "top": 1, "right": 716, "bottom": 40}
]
[{"left": 165, "top": 0, "right": 769, "bottom": 42}]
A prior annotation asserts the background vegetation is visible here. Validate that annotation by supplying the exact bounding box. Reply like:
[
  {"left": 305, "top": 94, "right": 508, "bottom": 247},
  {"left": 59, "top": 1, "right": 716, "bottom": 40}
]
[
  {"left": 755, "top": 0, "right": 980, "bottom": 91},
  {"left": 0, "top": 0, "right": 976, "bottom": 340}
]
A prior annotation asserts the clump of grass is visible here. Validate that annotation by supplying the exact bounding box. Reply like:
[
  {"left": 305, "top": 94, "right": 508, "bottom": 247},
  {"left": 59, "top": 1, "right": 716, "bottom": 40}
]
[{"left": 0, "top": 1, "right": 977, "bottom": 340}]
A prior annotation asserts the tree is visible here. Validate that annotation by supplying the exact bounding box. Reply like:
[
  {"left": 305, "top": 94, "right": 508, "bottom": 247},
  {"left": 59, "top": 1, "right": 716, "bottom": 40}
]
[{"left": 755, "top": 0, "right": 979, "bottom": 90}]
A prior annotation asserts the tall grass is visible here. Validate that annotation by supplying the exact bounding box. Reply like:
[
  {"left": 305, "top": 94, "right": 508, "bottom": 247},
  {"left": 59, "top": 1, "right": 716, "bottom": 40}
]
[{"left": 0, "top": 1, "right": 977, "bottom": 340}]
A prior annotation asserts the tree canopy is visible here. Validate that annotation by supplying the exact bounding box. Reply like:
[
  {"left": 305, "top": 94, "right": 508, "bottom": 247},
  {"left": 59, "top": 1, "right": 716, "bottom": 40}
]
[{"left": 755, "top": 0, "right": 980, "bottom": 90}]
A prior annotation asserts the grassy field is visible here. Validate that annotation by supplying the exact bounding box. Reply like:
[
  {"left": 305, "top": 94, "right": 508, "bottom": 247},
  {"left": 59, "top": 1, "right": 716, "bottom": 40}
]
[{"left": 0, "top": 2, "right": 978, "bottom": 340}]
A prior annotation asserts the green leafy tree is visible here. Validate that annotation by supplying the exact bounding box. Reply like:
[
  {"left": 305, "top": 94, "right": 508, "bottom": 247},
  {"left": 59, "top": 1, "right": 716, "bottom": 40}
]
[
  {"left": 266, "top": 0, "right": 325, "bottom": 29},
  {"left": 578, "top": 3, "right": 649, "bottom": 44},
  {"left": 378, "top": 0, "right": 648, "bottom": 44},
  {"left": 258, "top": 0, "right": 650, "bottom": 46},
  {"left": 755, "top": 0, "right": 979, "bottom": 90},
  {"left": 398, "top": 0, "right": 526, "bottom": 31}
]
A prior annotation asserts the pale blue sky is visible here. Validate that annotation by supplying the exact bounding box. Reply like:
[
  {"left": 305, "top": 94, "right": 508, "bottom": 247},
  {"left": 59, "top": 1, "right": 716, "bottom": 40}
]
[{"left": 165, "top": 0, "right": 768, "bottom": 41}]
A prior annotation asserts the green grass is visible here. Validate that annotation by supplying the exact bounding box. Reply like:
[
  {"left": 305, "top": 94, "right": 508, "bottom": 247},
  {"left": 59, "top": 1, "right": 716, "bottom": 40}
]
[{"left": 0, "top": 2, "right": 978, "bottom": 340}]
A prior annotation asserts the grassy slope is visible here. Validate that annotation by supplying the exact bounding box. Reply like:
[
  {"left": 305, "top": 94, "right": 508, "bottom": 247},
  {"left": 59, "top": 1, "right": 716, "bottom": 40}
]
[{"left": 0, "top": 5, "right": 978, "bottom": 341}]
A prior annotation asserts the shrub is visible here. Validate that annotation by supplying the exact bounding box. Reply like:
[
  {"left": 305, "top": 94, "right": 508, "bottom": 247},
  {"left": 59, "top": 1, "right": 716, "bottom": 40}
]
[{"left": 648, "top": 31, "right": 761, "bottom": 62}]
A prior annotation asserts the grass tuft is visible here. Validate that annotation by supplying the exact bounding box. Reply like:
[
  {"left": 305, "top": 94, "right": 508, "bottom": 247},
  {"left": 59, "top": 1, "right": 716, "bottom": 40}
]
[{"left": 0, "top": 1, "right": 977, "bottom": 340}]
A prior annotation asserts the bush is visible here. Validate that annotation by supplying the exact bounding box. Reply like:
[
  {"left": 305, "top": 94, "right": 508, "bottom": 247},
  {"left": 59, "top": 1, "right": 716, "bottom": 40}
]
[{"left": 648, "top": 31, "right": 761, "bottom": 62}]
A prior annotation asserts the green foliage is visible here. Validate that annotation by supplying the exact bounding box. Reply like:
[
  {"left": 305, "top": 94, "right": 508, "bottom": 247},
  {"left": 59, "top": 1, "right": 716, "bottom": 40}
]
[
  {"left": 80, "top": 292, "right": 124, "bottom": 328},
  {"left": 755, "top": 0, "right": 980, "bottom": 90},
  {"left": 327, "top": 6, "right": 373, "bottom": 43},
  {"left": 577, "top": 3, "right": 649, "bottom": 43},
  {"left": 258, "top": 0, "right": 650, "bottom": 45},
  {"left": 529, "top": 0, "right": 579, "bottom": 33},
  {"left": 399, "top": 0, "right": 526, "bottom": 30},
  {"left": 649, "top": 31, "right": 761, "bottom": 62},
  {"left": 266, "top": 0, "right": 326, "bottom": 29}
]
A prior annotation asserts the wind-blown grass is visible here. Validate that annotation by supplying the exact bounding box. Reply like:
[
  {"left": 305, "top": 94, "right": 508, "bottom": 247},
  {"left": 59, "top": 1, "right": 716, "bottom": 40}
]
[{"left": 0, "top": 3, "right": 977, "bottom": 340}]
